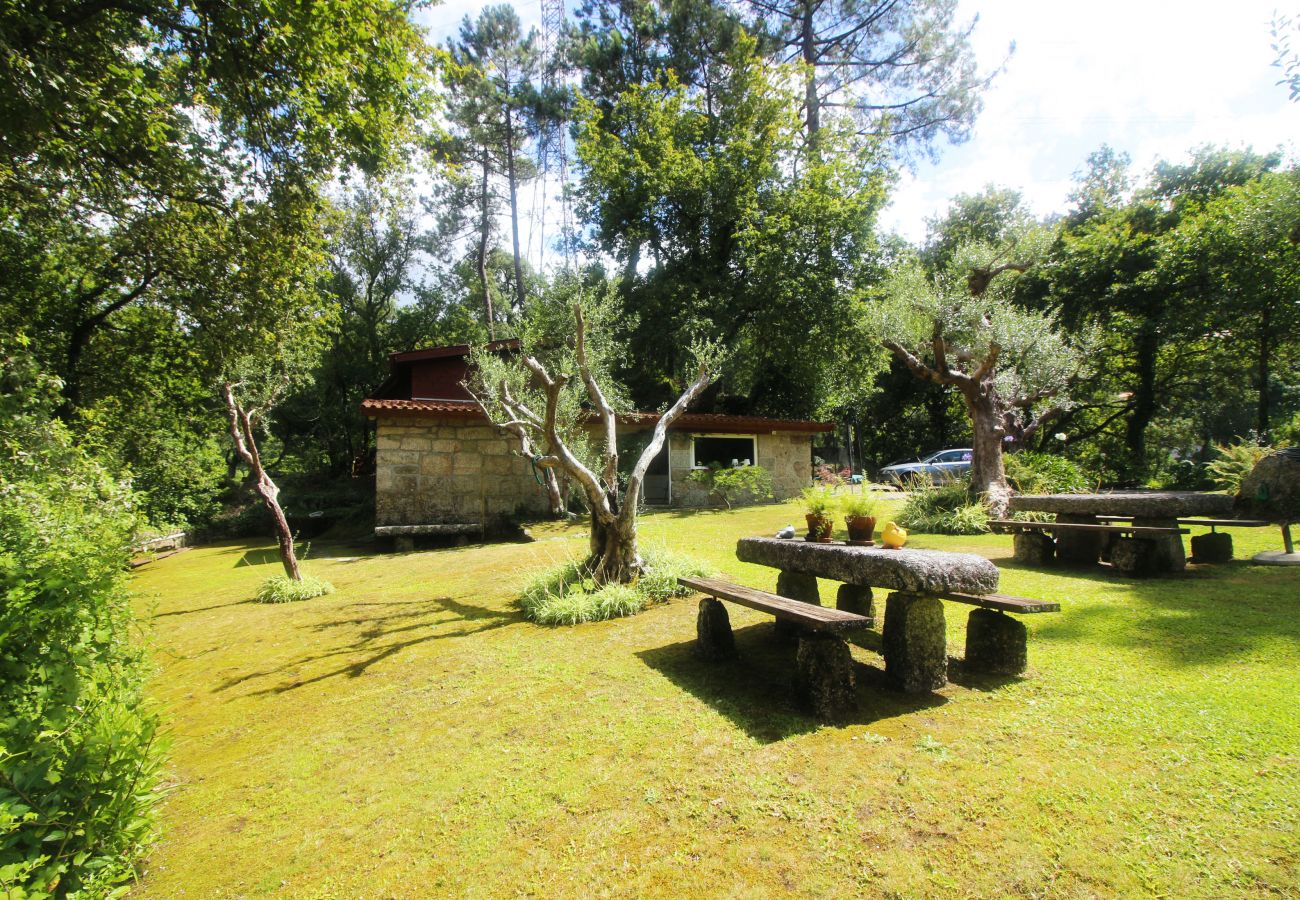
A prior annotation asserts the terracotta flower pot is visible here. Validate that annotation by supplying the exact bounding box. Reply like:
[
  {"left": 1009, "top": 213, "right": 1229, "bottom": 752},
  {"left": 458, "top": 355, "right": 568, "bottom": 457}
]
[
  {"left": 805, "top": 512, "right": 833, "bottom": 543},
  {"left": 846, "top": 515, "right": 876, "bottom": 546}
]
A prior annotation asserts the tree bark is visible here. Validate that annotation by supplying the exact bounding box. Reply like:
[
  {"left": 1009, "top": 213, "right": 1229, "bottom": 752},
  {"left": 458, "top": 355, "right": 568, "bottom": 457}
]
[
  {"left": 800, "top": 0, "right": 820, "bottom": 144},
  {"left": 963, "top": 387, "right": 1010, "bottom": 517},
  {"left": 222, "top": 383, "right": 301, "bottom": 581},
  {"left": 477, "top": 156, "right": 496, "bottom": 340},
  {"left": 1125, "top": 323, "right": 1159, "bottom": 477},
  {"left": 505, "top": 106, "right": 527, "bottom": 312},
  {"left": 1256, "top": 308, "right": 1271, "bottom": 440}
]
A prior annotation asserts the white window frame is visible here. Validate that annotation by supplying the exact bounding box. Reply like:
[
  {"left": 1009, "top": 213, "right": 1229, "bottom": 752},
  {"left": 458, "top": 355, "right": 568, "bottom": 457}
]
[{"left": 689, "top": 433, "right": 760, "bottom": 470}]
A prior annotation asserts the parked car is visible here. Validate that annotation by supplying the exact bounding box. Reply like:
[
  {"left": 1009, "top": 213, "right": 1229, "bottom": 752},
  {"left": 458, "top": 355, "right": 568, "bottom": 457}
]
[{"left": 878, "top": 448, "right": 973, "bottom": 485}]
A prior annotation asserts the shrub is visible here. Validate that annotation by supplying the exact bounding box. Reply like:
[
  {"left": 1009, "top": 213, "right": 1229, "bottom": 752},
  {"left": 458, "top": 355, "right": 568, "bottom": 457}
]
[
  {"left": 896, "top": 478, "right": 989, "bottom": 535},
  {"left": 686, "top": 464, "right": 774, "bottom": 509},
  {"left": 254, "top": 574, "right": 335, "bottom": 604},
  {"left": 1004, "top": 451, "right": 1092, "bottom": 494},
  {"left": 840, "top": 490, "right": 882, "bottom": 520},
  {"left": 519, "top": 548, "right": 713, "bottom": 626},
  {"left": 1206, "top": 440, "right": 1275, "bottom": 493},
  {"left": 0, "top": 349, "right": 163, "bottom": 896},
  {"left": 799, "top": 484, "right": 837, "bottom": 517}
]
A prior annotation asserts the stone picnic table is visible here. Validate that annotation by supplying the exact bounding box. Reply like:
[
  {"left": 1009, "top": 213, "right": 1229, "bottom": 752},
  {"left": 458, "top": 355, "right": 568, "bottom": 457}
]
[
  {"left": 735, "top": 537, "right": 1029, "bottom": 694},
  {"left": 1006, "top": 491, "right": 1234, "bottom": 572}
]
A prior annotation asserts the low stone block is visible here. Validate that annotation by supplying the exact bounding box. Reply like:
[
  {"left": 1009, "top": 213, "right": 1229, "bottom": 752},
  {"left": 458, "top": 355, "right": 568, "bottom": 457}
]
[
  {"left": 794, "top": 633, "right": 856, "bottom": 721},
  {"left": 775, "top": 570, "right": 820, "bottom": 642},
  {"left": 695, "top": 597, "right": 735, "bottom": 661},
  {"left": 1013, "top": 531, "right": 1055, "bottom": 566},
  {"left": 835, "top": 584, "right": 875, "bottom": 626},
  {"left": 1133, "top": 516, "right": 1186, "bottom": 571},
  {"left": 882, "top": 592, "right": 947, "bottom": 693},
  {"left": 1111, "top": 537, "right": 1157, "bottom": 576},
  {"left": 964, "top": 608, "right": 1027, "bottom": 675},
  {"left": 1190, "top": 531, "right": 1233, "bottom": 563},
  {"left": 1055, "top": 514, "right": 1103, "bottom": 564}
]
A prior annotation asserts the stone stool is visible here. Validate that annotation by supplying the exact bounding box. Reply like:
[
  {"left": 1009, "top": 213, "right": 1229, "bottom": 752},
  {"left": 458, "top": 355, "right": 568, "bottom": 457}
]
[
  {"left": 964, "top": 609, "right": 1027, "bottom": 675},
  {"left": 882, "top": 592, "right": 947, "bottom": 692}
]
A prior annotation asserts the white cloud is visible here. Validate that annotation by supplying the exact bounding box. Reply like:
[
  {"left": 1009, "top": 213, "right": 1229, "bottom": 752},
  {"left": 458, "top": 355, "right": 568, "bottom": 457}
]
[{"left": 880, "top": 0, "right": 1297, "bottom": 242}]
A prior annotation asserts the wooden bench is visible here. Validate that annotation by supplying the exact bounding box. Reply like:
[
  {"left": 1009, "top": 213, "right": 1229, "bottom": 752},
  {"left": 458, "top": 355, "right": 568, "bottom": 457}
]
[
  {"left": 679, "top": 575, "right": 1057, "bottom": 720},
  {"left": 989, "top": 519, "right": 1188, "bottom": 573}
]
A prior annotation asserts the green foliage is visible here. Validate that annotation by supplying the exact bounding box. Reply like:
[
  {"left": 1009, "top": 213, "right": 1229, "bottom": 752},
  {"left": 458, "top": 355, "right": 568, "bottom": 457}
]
[
  {"left": 799, "top": 485, "right": 837, "bottom": 517},
  {"left": 0, "top": 348, "right": 162, "bottom": 896},
  {"left": 1004, "top": 452, "right": 1092, "bottom": 494},
  {"left": 841, "top": 490, "right": 883, "bottom": 520},
  {"left": 686, "top": 465, "right": 774, "bottom": 509},
  {"left": 518, "top": 548, "right": 712, "bottom": 626},
  {"left": 896, "top": 479, "right": 989, "bottom": 535},
  {"left": 1206, "top": 441, "right": 1275, "bottom": 493},
  {"left": 254, "top": 574, "right": 335, "bottom": 604}
]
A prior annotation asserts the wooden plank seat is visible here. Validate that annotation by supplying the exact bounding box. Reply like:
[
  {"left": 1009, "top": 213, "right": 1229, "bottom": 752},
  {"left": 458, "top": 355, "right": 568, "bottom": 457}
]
[
  {"left": 988, "top": 519, "right": 1187, "bottom": 536},
  {"left": 932, "top": 590, "right": 1060, "bottom": 614},
  {"left": 679, "top": 576, "right": 872, "bottom": 633}
]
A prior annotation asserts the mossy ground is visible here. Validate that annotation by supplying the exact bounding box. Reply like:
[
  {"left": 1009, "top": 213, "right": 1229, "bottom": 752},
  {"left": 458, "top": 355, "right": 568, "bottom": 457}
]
[{"left": 130, "top": 501, "right": 1299, "bottom": 897}]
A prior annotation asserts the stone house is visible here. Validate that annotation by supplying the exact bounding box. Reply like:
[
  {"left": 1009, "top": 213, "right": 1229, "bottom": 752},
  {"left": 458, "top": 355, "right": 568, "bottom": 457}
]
[{"left": 362, "top": 341, "right": 833, "bottom": 536}]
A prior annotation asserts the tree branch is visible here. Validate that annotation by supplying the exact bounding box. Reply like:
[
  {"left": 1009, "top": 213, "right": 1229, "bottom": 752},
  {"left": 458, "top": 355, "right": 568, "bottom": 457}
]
[{"left": 574, "top": 303, "right": 618, "bottom": 489}]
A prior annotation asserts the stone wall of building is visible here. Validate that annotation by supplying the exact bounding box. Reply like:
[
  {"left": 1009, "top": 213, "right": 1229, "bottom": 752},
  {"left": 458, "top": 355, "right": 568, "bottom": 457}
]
[
  {"left": 374, "top": 417, "right": 818, "bottom": 525},
  {"left": 666, "top": 431, "right": 813, "bottom": 507},
  {"left": 374, "top": 416, "right": 549, "bottom": 527}
]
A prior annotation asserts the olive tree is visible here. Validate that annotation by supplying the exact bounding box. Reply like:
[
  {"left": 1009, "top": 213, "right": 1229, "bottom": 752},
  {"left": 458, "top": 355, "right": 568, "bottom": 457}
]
[
  {"left": 870, "top": 233, "right": 1087, "bottom": 514},
  {"left": 468, "top": 287, "right": 717, "bottom": 584}
]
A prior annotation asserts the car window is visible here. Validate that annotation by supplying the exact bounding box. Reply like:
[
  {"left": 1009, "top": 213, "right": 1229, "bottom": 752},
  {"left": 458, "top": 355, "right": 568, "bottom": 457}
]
[{"left": 937, "top": 451, "right": 965, "bottom": 462}]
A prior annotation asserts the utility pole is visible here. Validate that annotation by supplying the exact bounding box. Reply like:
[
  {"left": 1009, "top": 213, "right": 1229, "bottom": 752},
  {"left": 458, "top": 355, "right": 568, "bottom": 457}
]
[{"left": 540, "top": 0, "right": 574, "bottom": 270}]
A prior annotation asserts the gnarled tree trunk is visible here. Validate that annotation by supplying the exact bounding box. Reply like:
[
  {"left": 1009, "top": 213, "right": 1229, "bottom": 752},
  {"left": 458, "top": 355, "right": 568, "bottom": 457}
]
[{"left": 222, "top": 382, "right": 301, "bottom": 581}]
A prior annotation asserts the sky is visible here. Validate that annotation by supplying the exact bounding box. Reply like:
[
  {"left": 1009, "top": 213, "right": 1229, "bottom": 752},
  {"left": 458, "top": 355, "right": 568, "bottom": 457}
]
[{"left": 418, "top": 0, "right": 1298, "bottom": 251}]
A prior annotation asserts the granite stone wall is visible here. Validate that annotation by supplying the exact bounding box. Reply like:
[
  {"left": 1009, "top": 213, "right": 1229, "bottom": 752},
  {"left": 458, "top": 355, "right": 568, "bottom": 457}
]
[
  {"left": 374, "top": 416, "right": 550, "bottom": 527},
  {"left": 374, "top": 416, "right": 817, "bottom": 526}
]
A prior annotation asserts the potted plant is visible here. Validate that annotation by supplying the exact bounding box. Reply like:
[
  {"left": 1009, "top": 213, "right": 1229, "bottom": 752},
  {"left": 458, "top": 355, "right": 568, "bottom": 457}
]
[
  {"left": 841, "top": 491, "right": 881, "bottom": 546},
  {"left": 800, "top": 485, "right": 836, "bottom": 543}
]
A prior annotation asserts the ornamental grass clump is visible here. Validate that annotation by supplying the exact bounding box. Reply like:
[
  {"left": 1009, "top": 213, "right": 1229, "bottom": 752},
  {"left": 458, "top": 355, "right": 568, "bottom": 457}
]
[
  {"left": 519, "top": 548, "right": 713, "bottom": 626},
  {"left": 896, "top": 477, "right": 990, "bottom": 535},
  {"left": 254, "top": 573, "right": 335, "bottom": 604}
]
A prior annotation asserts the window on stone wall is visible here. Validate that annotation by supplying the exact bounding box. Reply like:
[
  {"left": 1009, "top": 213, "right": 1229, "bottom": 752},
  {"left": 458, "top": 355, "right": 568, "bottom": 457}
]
[{"left": 692, "top": 435, "right": 757, "bottom": 469}]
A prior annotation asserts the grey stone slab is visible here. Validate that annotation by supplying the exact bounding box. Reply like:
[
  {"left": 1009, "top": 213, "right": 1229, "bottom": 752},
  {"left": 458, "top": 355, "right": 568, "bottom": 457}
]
[
  {"left": 736, "top": 537, "right": 999, "bottom": 595},
  {"left": 1008, "top": 491, "right": 1233, "bottom": 518}
]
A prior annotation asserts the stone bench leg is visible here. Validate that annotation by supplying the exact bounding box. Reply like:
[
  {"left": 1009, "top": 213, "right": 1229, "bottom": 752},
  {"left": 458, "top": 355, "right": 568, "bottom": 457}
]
[
  {"left": 1190, "top": 531, "right": 1233, "bottom": 563},
  {"left": 1013, "top": 531, "right": 1054, "bottom": 565},
  {"left": 1111, "top": 537, "right": 1157, "bottom": 576},
  {"left": 775, "top": 571, "right": 820, "bottom": 643},
  {"left": 1055, "top": 514, "right": 1102, "bottom": 564},
  {"left": 882, "top": 592, "right": 947, "bottom": 693},
  {"left": 695, "top": 597, "right": 735, "bottom": 661},
  {"left": 1133, "top": 516, "right": 1185, "bottom": 571},
  {"left": 394, "top": 536, "right": 416, "bottom": 553},
  {"left": 964, "top": 609, "right": 1027, "bottom": 675},
  {"left": 795, "top": 633, "right": 856, "bottom": 721},
  {"left": 836, "top": 584, "right": 875, "bottom": 627}
]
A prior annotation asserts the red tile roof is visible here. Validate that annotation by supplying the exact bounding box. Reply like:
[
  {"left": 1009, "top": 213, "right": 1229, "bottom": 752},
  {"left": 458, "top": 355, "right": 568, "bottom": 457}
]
[{"left": 362, "top": 398, "right": 832, "bottom": 433}]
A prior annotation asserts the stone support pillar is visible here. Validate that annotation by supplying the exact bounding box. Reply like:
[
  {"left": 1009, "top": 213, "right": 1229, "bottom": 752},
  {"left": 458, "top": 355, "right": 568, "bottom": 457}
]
[
  {"left": 1133, "top": 516, "right": 1185, "bottom": 571},
  {"left": 1111, "top": 537, "right": 1157, "bottom": 576},
  {"left": 882, "top": 592, "right": 947, "bottom": 693},
  {"left": 1190, "top": 531, "right": 1233, "bottom": 563},
  {"left": 1013, "top": 531, "right": 1055, "bottom": 566},
  {"left": 695, "top": 597, "right": 735, "bottom": 661},
  {"left": 964, "top": 609, "right": 1027, "bottom": 675},
  {"left": 835, "top": 584, "right": 875, "bottom": 626},
  {"left": 1054, "top": 514, "right": 1103, "bottom": 564},
  {"left": 775, "top": 571, "right": 820, "bottom": 642},
  {"left": 794, "top": 633, "right": 857, "bottom": 721}
]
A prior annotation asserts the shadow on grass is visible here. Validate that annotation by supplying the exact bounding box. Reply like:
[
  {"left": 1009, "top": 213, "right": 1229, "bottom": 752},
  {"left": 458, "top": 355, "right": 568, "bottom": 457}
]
[
  {"left": 994, "top": 555, "right": 1300, "bottom": 666},
  {"left": 153, "top": 598, "right": 257, "bottom": 619},
  {"left": 637, "top": 623, "right": 947, "bottom": 743},
  {"left": 213, "top": 596, "right": 524, "bottom": 697}
]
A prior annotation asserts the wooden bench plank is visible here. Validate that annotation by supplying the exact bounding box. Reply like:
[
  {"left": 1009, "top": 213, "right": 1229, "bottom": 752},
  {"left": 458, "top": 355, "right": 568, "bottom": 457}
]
[
  {"left": 679, "top": 576, "right": 872, "bottom": 633},
  {"left": 933, "top": 591, "right": 1060, "bottom": 614},
  {"left": 988, "top": 519, "right": 1186, "bottom": 536},
  {"left": 1095, "top": 516, "right": 1270, "bottom": 527}
]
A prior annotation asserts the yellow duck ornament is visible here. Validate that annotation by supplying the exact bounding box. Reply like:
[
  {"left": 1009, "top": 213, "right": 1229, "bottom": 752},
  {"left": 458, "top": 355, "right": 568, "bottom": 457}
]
[{"left": 881, "top": 521, "right": 908, "bottom": 549}]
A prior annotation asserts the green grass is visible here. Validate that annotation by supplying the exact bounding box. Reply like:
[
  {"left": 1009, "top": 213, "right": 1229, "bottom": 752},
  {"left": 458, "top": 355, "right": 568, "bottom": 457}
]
[{"left": 130, "top": 501, "right": 1300, "bottom": 896}]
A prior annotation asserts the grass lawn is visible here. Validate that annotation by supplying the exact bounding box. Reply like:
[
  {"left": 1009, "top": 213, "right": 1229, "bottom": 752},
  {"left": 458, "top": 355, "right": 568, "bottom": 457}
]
[{"left": 131, "top": 501, "right": 1299, "bottom": 897}]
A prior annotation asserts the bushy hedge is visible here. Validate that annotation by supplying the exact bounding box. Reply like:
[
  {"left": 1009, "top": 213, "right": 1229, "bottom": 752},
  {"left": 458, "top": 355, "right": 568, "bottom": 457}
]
[
  {"left": 0, "top": 351, "right": 162, "bottom": 896},
  {"left": 1004, "top": 451, "right": 1092, "bottom": 494}
]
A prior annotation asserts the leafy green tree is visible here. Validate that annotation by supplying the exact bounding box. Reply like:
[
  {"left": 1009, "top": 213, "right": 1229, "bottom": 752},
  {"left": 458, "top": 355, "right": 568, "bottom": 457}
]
[
  {"left": 576, "top": 43, "right": 885, "bottom": 417},
  {"left": 871, "top": 231, "right": 1086, "bottom": 513},
  {"left": 740, "top": 0, "right": 1000, "bottom": 155}
]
